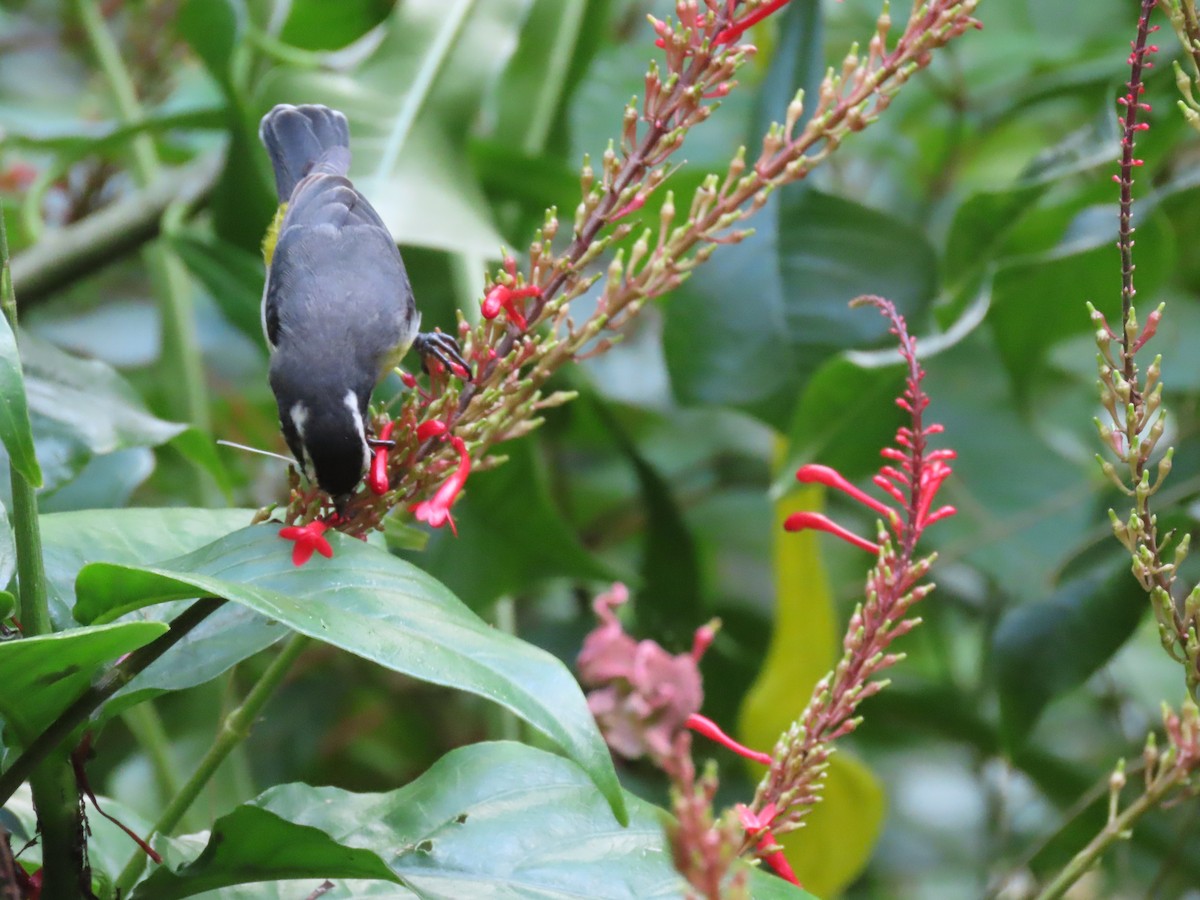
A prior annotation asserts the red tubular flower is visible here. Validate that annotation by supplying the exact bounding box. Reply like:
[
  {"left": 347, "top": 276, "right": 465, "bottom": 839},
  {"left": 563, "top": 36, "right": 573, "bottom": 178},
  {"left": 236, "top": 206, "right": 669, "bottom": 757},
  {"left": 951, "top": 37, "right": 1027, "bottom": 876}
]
[
  {"left": 409, "top": 435, "right": 470, "bottom": 535},
  {"left": 686, "top": 713, "right": 772, "bottom": 765},
  {"left": 715, "top": 0, "right": 793, "bottom": 45},
  {"left": 279, "top": 520, "right": 334, "bottom": 566},
  {"left": 416, "top": 419, "right": 449, "bottom": 441},
  {"left": 481, "top": 256, "right": 541, "bottom": 331},
  {"left": 736, "top": 804, "right": 800, "bottom": 886},
  {"left": 612, "top": 192, "right": 648, "bottom": 220},
  {"left": 796, "top": 463, "right": 898, "bottom": 522},
  {"left": 783, "top": 510, "right": 880, "bottom": 554},
  {"left": 367, "top": 420, "right": 396, "bottom": 496}
]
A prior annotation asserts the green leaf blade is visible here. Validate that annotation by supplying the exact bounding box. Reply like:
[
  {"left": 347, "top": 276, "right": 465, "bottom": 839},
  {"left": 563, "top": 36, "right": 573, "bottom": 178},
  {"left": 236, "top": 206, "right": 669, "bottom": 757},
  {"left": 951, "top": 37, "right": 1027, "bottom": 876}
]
[
  {"left": 75, "top": 526, "right": 626, "bottom": 823},
  {"left": 138, "top": 742, "right": 811, "bottom": 899}
]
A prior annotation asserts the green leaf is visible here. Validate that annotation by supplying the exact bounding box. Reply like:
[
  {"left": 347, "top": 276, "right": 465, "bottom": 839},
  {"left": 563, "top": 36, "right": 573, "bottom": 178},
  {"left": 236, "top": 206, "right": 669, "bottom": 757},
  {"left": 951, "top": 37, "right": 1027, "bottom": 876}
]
[
  {"left": 590, "top": 399, "right": 703, "bottom": 647},
  {"left": 138, "top": 742, "right": 812, "bottom": 899},
  {"left": 255, "top": 0, "right": 535, "bottom": 256},
  {"left": 279, "top": 0, "right": 396, "bottom": 51},
  {"left": 942, "top": 115, "right": 1119, "bottom": 286},
  {"left": 490, "top": 0, "right": 587, "bottom": 154},
  {"left": 38, "top": 508, "right": 281, "bottom": 715},
  {"left": 0, "top": 590, "right": 13, "bottom": 621},
  {"left": 170, "top": 234, "right": 265, "bottom": 346},
  {"left": 19, "top": 331, "right": 188, "bottom": 492},
  {"left": 0, "top": 621, "right": 167, "bottom": 745},
  {"left": 177, "top": 0, "right": 240, "bottom": 92},
  {"left": 664, "top": 189, "right": 938, "bottom": 429},
  {"left": 416, "top": 436, "right": 612, "bottom": 609},
  {"left": 74, "top": 526, "right": 626, "bottom": 823},
  {"left": 0, "top": 311, "right": 41, "bottom": 488},
  {"left": 1, "top": 106, "right": 227, "bottom": 154},
  {"left": 988, "top": 205, "right": 1174, "bottom": 398},
  {"left": 994, "top": 564, "right": 1145, "bottom": 750},
  {"left": 750, "top": 0, "right": 824, "bottom": 143},
  {"left": 135, "top": 807, "right": 402, "bottom": 898}
]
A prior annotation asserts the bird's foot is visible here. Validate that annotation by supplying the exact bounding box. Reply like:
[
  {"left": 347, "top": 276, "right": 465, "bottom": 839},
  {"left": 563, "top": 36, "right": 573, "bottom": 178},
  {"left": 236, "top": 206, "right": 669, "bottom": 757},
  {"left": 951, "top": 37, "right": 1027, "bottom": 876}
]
[{"left": 413, "top": 331, "right": 472, "bottom": 381}]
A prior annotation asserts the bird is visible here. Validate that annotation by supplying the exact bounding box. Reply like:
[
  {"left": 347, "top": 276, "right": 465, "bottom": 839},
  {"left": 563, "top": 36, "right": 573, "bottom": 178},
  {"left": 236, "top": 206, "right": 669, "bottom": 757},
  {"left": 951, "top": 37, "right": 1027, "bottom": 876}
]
[{"left": 258, "top": 104, "right": 466, "bottom": 509}]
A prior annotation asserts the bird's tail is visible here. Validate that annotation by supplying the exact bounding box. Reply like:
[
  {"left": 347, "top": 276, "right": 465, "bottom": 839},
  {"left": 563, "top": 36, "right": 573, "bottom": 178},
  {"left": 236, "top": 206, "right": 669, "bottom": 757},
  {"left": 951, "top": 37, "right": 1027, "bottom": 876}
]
[{"left": 259, "top": 104, "right": 351, "bottom": 201}]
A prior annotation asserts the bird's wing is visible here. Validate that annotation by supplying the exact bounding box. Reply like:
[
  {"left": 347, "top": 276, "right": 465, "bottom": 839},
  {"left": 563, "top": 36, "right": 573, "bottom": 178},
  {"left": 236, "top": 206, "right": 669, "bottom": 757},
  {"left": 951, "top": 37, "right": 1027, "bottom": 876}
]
[{"left": 263, "top": 172, "right": 416, "bottom": 359}]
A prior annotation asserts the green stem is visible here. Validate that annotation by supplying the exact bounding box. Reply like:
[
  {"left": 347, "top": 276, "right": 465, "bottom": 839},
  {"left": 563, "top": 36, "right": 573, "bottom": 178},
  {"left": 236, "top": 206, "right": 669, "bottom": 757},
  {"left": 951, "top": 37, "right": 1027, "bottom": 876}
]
[
  {"left": 2, "top": 210, "right": 85, "bottom": 899},
  {"left": 75, "top": 0, "right": 210, "bottom": 438},
  {"left": 1034, "top": 767, "right": 1187, "bottom": 900},
  {"left": 120, "top": 703, "right": 192, "bottom": 828},
  {"left": 113, "top": 633, "right": 311, "bottom": 893},
  {"left": 10, "top": 154, "right": 220, "bottom": 306},
  {"left": 489, "top": 597, "right": 521, "bottom": 742},
  {"left": 28, "top": 757, "right": 87, "bottom": 899}
]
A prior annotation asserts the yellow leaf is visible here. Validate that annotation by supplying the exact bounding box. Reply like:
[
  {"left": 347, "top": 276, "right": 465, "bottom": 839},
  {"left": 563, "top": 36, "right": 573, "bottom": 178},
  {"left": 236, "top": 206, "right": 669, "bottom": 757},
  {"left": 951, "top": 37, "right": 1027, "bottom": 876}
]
[{"left": 738, "top": 483, "right": 885, "bottom": 897}]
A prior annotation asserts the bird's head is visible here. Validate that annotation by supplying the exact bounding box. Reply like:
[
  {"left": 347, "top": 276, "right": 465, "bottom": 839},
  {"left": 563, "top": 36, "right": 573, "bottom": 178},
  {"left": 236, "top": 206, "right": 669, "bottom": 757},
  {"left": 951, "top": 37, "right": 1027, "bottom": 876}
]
[{"left": 271, "top": 365, "right": 372, "bottom": 508}]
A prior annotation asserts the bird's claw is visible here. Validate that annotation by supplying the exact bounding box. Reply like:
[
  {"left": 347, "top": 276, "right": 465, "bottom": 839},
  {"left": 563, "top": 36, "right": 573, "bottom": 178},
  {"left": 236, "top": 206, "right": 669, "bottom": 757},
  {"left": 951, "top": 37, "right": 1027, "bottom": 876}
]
[{"left": 413, "top": 331, "right": 472, "bottom": 381}]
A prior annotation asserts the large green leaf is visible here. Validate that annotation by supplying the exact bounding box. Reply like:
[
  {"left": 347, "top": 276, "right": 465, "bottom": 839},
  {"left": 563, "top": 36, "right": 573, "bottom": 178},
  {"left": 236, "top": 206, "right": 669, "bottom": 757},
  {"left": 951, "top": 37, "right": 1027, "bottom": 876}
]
[
  {"left": 664, "top": 189, "right": 938, "bottom": 430},
  {"left": 255, "top": 0, "right": 534, "bottom": 256},
  {"left": 987, "top": 205, "right": 1174, "bottom": 399},
  {"left": 74, "top": 526, "right": 625, "bottom": 822},
  {"left": 136, "top": 742, "right": 812, "bottom": 899},
  {"left": 994, "top": 563, "right": 1146, "bottom": 750},
  {"left": 137, "top": 806, "right": 402, "bottom": 898},
  {"left": 0, "top": 621, "right": 167, "bottom": 746},
  {"left": 278, "top": 0, "right": 395, "bottom": 51},
  {"left": 38, "top": 508, "right": 281, "bottom": 717},
  {"left": 18, "top": 331, "right": 189, "bottom": 492}
]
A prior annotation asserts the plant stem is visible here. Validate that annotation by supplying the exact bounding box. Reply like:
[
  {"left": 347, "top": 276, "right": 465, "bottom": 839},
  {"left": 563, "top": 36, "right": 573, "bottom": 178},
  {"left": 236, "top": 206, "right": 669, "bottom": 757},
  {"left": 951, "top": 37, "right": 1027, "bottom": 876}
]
[
  {"left": 113, "top": 633, "right": 311, "bottom": 892},
  {"left": 3, "top": 208, "right": 86, "bottom": 900},
  {"left": 75, "top": 0, "right": 210, "bottom": 438},
  {"left": 120, "top": 703, "right": 191, "bottom": 827},
  {"left": 1034, "top": 767, "right": 1187, "bottom": 900},
  {"left": 0, "top": 598, "right": 226, "bottom": 807},
  {"left": 28, "top": 757, "right": 87, "bottom": 898},
  {"left": 10, "top": 154, "right": 220, "bottom": 305}
]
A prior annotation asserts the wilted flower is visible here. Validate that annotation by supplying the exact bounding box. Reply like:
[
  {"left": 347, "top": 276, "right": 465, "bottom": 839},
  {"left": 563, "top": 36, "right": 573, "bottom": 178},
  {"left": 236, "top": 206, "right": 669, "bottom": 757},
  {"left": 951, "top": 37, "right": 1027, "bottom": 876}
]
[{"left": 578, "top": 583, "right": 715, "bottom": 763}]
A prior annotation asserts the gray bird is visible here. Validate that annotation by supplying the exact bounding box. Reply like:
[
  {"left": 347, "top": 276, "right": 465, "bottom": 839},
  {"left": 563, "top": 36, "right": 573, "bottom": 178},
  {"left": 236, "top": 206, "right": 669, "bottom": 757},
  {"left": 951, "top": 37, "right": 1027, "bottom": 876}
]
[{"left": 259, "top": 104, "right": 465, "bottom": 508}]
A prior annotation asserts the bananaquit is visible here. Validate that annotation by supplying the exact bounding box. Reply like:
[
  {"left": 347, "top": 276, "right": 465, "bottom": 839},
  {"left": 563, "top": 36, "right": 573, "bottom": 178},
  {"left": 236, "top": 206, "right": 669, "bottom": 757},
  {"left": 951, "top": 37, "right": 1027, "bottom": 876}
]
[{"left": 259, "top": 104, "right": 464, "bottom": 507}]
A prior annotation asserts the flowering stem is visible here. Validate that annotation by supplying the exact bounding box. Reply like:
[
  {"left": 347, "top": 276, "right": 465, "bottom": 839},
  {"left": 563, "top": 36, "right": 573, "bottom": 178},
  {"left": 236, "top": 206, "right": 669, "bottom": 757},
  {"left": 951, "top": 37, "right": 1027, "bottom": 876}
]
[
  {"left": 1117, "top": 0, "right": 1158, "bottom": 359},
  {"left": 113, "top": 633, "right": 312, "bottom": 893},
  {"left": 1034, "top": 765, "right": 1185, "bottom": 900}
]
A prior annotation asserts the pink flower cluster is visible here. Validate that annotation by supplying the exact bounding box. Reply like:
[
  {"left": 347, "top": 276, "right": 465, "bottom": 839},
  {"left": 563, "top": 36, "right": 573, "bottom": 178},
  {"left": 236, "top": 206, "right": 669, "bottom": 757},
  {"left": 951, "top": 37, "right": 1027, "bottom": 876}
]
[{"left": 577, "top": 584, "right": 714, "bottom": 762}]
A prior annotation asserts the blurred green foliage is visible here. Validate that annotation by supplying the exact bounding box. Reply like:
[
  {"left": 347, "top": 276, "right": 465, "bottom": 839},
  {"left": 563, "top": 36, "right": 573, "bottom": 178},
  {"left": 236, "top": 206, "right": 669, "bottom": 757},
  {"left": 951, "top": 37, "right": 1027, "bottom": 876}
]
[{"left": 3, "top": 0, "right": 1200, "bottom": 896}]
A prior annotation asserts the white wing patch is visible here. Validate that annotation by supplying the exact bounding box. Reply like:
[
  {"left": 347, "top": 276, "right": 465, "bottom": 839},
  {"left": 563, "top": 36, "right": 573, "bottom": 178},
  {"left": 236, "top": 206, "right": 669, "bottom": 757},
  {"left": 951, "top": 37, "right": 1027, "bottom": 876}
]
[
  {"left": 344, "top": 390, "right": 371, "bottom": 472},
  {"left": 290, "top": 402, "right": 313, "bottom": 473}
]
